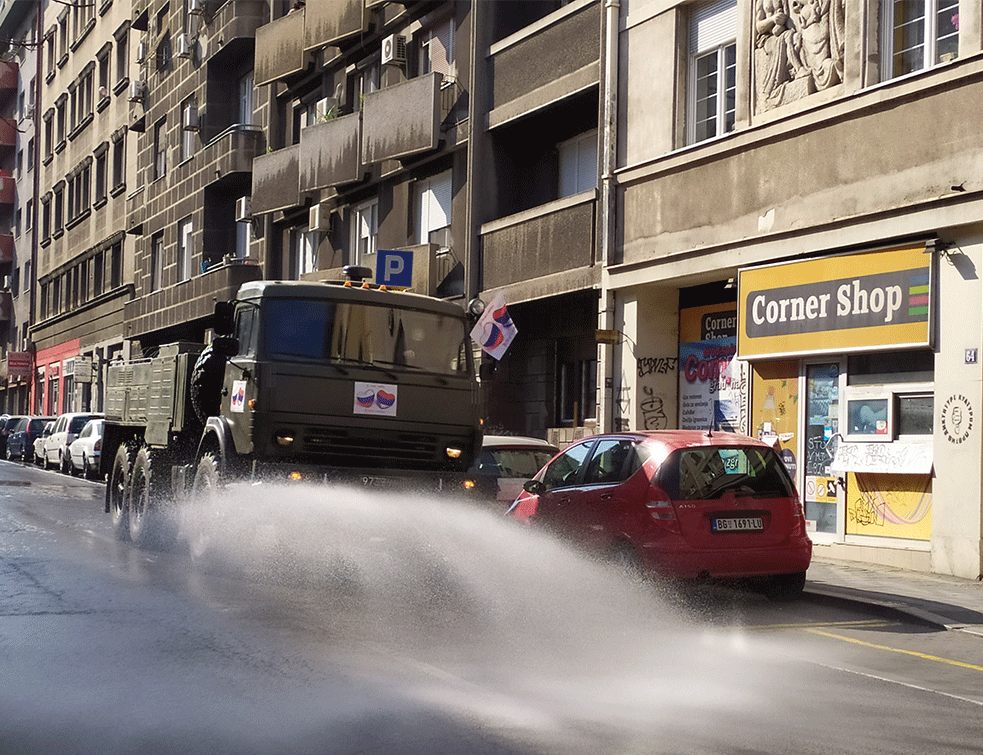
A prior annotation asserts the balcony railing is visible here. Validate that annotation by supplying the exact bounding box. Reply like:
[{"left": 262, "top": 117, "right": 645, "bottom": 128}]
[
  {"left": 480, "top": 191, "right": 597, "bottom": 290},
  {"left": 204, "top": 0, "right": 266, "bottom": 66},
  {"left": 0, "top": 232, "right": 12, "bottom": 264},
  {"left": 250, "top": 143, "right": 301, "bottom": 215},
  {"left": 201, "top": 124, "right": 265, "bottom": 187},
  {"left": 300, "top": 112, "right": 361, "bottom": 192},
  {"left": 305, "top": 0, "right": 367, "bottom": 51},
  {"left": 362, "top": 73, "right": 443, "bottom": 164},
  {"left": 255, "top": 8, "right": 308, "bottom": 86}
]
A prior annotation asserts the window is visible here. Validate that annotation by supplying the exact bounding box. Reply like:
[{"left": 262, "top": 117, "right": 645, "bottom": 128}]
[
  {"left": 95, "top": 144, "right": 108, "bottom": 203},
  {"left": 45, "top": 31, "right": 55, "bottom": 78},
  {"left": 153, "top": 118, "right": 166, "bottom": 180},
  {"left": 56, "top": 95, "right": 67, "bottom": 146},
  {"left": 177, "top": 216, "right": 193, "bottom": 282},
  {"left": 94, "top": 250, "right": 104, "bottom": 295},
  {"left": 290, "top": 227, "right": 319, "bottom": 278},
  {"left": 883, "top": 0, "right": 959, "bottom": 78},
  {"left": 352, "top": 199, "right": 378, "bottom": 264},
  {"left": 559, "top": 356, "right": 597, "bottom": 425},
  {"left": 689, "top": 0, "right": 736, "bottom": 144},
  {"left": 97, "top": 44, "right": 111, "bottom": 102},
  {"left": 26, "top": 138, "right": 34, "bottom": 172},
  {"left": 41, "top": 195, "right": 51, "bottom": 242},
  {"left": 236, "top": 201, "right": 250, "bottom": 259},
  {"left": 558, "top": 131, "right": 597, "bottom": 198},
  {"left": 181, "top": 98, "right": 196, "bottom": 161},
  {"left": 150, "top": 232, "right": 164, "bottom": 291},
  {"left": 115, "top": 26, "right": 129, "bottom": 85},
  {"left": 25, "top": 199, "right": 32, "bottom": 231},
  {"left": 111, "top": 129, "right": 126, "bottom": 190},
  {"left": 418, "top": 18, "right": 455, "bottom": 80},
  {"left": 43, "top": 110, "right": 53, "bottom": 160},
  {"left": 53, "top": 183, "right": 64, "bottom": 235},
  {"left": 111, "top": 241, "right": 123, "bottom": 288},
  {"left": 157, "top": 33, "right": 172, "bottom": 72},
  {"left": 415, "top": 170, "right": 452, "bottom": 247},
  {"left": 583, "top": 439, "right": 636, "bottom": 485},
  {"left": 542, "top": 441, "right": 594, "bottom": 489},
  {"left": 239, "top": 71, "right": 254, "bottom": 125}
]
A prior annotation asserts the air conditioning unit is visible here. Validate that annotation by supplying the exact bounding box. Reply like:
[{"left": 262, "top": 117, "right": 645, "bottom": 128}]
[
  {"left": 309, "top": 204, "right": 330, "bottom": 232},
  {"left": 381, "top": 34, "right": 406, "bottom": 66},
  {"left": 176, "top": 33, "right": 193, "bottom": 59},
  {"left": 24, "top": 105, "right": 34, "bottom": 120},
  {"left": 314, "top": 97, "right": 336, "bottom": 122},
  {"left": 236, "top": 196, "right": 252, "bottom": 223},
  {"left": 189, "top": 0, "right": 205, "bottom": 15},
  {"left": 136, "top": 41, "right": 147, "bottom": 64},
  {"left": 128, "top": 80, "right": 146, "bottom": 102},
  {"left": 182, "top": 106, "right": 199, "bottom": 131}
]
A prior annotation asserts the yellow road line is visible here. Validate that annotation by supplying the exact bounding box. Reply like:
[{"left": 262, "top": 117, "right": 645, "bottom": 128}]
[
  {"left": 802, "top": 628, "right": 983, "bottom": 672},
  {"left": 750, "top": 619, "right": 896, "bottom": 631}
]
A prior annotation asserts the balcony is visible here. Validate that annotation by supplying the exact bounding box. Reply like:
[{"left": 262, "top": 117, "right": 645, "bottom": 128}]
[
  {"left": 0, "top": 118, "right": 15, "bottom": 151},
  {"left": 0, "top": 171, "right": 13, "bottom": 205},
  {"left": 488, "top": 0, "right": 600, "bottom": 129},
  {"left": 201, "top": 124, "right": 265, "bottom": 188},
  {"left": 0, "top": 60, "right": 17, "bottom": 104},
  {"left": 123, "top": 258, "right": 262, "bottom": 339},
  {"left": 362, "top": 73, "right": 443, "bottom": 165},
  {"left": 204, "top": 0, "right": 266, "bottom": 67},
  {"left": 0, "top": 232, "right": 12, "bottom": 264},
  {"left": 300, "top": 112, "right": 361, "bottom": 192},
  {"left": 305, "top": 0, "right": 367, "bottom": 51},
  {"left": 255, "top": 8, "right": 308, "bottom": 86},
  {"left": 250, "top": 143, "right": 301, "bottom": 215},
  {"left": 480, "top": 191, "right": 597, "bottom": 290}
]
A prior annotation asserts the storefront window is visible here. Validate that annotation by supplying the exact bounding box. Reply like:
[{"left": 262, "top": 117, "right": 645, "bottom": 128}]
[
  {"left": 898, "top": 394, "right": 934, "bottom": 436},
  {"left": 847, "top": 350, "right": 933, "bottom": 385},
  {"left": 805, "top": 363, "right": 839, "bottom": 533}
]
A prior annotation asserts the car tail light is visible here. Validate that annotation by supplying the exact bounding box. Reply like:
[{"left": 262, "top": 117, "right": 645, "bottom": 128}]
[
  {"left": 790, "top": 493, "right": 806, "bottom": 538},
  {"left": 94, "top": 439, "right": 102, "bottom": 452},
  {"left": 645, "top": 486, "right": 681, "bottom": 534}
]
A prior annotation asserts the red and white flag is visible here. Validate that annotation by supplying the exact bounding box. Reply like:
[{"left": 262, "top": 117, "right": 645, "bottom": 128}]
[{"left": 470, "top": 292, "right": 518, "bottom": 361}]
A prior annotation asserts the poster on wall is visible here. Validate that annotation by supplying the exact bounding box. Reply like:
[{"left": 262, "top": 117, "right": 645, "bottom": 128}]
[
  {"left": 846, "top": 472, "right": 932, "bottom": 540},
  {"left": 678, "top": 304, "right": 745, "bottom": 432}
]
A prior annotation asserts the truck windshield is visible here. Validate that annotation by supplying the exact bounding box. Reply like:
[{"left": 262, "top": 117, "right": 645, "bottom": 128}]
[{"left": 262, "top": 298, "right": 471, "bottom": 376}]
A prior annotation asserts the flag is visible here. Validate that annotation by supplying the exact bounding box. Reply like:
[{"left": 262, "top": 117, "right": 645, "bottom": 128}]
[{"left": 470, "top": 292, "right": 518, "bottom": 361}]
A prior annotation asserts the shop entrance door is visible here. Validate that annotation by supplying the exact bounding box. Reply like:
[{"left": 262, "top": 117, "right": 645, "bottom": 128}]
[{"left": 803, "top": 362, "right": 843, "bottom": 536}]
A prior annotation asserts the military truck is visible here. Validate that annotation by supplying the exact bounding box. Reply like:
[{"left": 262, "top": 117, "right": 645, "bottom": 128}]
[{"left": 103, "top": 268, "right": 483, "bottom": 547}]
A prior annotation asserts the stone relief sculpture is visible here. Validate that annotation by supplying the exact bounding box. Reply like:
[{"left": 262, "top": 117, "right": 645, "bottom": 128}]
[{"left": 754, "top": 0, "right": 845, "bottom": 112}]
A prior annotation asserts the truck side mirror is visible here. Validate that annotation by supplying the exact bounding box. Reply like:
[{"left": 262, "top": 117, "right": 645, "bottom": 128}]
[
  {"left": 211, "top": 336, "right": 240, "bottom": 358},
  {"left": 213, "top": 301, "right": 235, "bottom": 336}
]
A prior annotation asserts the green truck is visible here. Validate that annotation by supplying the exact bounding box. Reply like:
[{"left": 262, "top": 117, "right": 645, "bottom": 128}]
[{"left": 102, "top": 269, "right": 483, "bottom": 547}]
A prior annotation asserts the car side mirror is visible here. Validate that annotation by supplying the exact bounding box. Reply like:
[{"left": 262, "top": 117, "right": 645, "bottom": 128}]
[{"left": 523, "top": 479, "right": 545, "bottom": 496}]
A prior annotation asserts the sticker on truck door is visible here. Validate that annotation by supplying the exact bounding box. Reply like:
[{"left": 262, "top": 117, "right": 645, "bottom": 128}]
[
  {"left": 230, "top": 380, "right": 247, "bottom": 413},
  {"left": 353, "top": 382, "right": 398, "bottom": 417}
]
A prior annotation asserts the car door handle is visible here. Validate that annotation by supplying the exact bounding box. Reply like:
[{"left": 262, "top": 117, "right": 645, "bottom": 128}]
[{"left": 600, "top": 493, "right": 614, "bottom": 500}]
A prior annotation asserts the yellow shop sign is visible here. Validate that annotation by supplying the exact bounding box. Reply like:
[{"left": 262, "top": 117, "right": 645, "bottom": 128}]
[{"left": 738, "top": 245, "right": 931, "bottom": 359}]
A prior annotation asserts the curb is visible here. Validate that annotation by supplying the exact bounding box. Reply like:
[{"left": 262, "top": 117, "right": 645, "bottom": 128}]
[{"left": 803, "top": 583, "right": 956, "bottom": 630}]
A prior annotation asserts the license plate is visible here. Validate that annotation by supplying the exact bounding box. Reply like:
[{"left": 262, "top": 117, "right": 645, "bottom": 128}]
[{"left": 712, "top": 517, "right": 764, "bottom": 532}]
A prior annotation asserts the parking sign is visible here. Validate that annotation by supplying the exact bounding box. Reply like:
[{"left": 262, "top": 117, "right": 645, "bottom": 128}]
[{"left": 376, "top": 249, "right": 414, "bottom": 288}]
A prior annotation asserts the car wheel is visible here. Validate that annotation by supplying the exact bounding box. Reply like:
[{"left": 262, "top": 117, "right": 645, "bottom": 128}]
[
  {"left": 83, "top": 454, "right": 96, "bottom": 480},
  {"left": 5, "top": 445, "right": 12, "bottom": 461},
  {"left": 59, "top": 452, "right": 72, "bottom": 475},
  {"left": 108, "top": 442, "right": 137, "bottom": 541},
  {"left": 763, "top": 571, "right": 807, "bottom": 602}
]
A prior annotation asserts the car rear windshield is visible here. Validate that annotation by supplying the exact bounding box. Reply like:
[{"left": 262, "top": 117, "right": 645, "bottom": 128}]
[
  {"left": 477, "top": 448, "right": 557, "bottom": 478},
  {"left": 659, "top": 446, "right": 794, "bottom": 500},
  {"left": 69, "top": 416, "right": 98, "bottom": 433},
  {"left": 28, "top": 419, "right": 46, "bottom": 432},
  {"left": 261, "top": 298, "right": 471, "bottom": 377}
]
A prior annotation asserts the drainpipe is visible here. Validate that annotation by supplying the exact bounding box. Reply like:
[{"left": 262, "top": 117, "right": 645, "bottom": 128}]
[{"left": 597, "top": 0, "right": 620, "bottom": 433}]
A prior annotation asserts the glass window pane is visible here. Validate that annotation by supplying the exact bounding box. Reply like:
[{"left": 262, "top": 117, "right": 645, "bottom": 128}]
[{"left": 898, "top": 395, "right": 934, "bottom": 435}]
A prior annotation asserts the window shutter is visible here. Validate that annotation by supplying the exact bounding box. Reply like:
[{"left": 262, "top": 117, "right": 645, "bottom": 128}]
[
  {"left": 690, "top": 0, "right": 737, "bottom": 54},
  {"left": 430, "top": 20, "right": 454, "bottom": 76}
]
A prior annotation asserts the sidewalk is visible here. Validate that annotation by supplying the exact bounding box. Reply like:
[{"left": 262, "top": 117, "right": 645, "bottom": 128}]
[{"left": 805, "top": 556, "right": 983, "bottom": 637}]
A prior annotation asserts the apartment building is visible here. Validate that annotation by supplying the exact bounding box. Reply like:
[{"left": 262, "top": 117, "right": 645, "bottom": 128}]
[
  {"left": 122, "top": 0, "right": 267, "bottom": 354},
  {"left": 31, "top": 0, "right": 136, "bottom": 415},
  {"left": 0, "top": 0, "right": 37, "bottom": 414}
]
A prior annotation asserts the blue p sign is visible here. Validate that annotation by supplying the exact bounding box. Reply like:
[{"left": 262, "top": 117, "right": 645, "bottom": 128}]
[{"left": 376, "top": 249, "right": 414, "bottom": 288}]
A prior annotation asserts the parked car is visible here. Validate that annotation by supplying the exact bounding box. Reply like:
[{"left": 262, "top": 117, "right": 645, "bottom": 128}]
[
  {"left": 464, "top": 435, "right": 559, "bottom": 507},
  {"left": 68, "top": 419, "right": 104, "bottom": 479},
  {"left": 34, "top": 421, "right": 55, "bottom": 466},
  {"left": 43, "top": 413, "right": 104, "bottom": 474},
  {"left": 0, "top": 415, "right": 24, "bottom": 458},
  {"left": 6, "top": 417, "right": 55, "bottom": 462},
  {"left": 510, "top": 430, "right": 813, "bottom": 600}
]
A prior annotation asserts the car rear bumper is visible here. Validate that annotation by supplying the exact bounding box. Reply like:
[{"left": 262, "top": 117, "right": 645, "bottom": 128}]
[{"left": 638, "top": 537, "right": 813, "bottom": 579}]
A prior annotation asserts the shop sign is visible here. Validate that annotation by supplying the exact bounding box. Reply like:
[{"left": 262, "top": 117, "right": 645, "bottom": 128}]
[
  {"left": 6, "top": 351, "right": 32, "bottom": 378},
  {"left": 738, "top": 244, "right": 931, "bottom": 358}
]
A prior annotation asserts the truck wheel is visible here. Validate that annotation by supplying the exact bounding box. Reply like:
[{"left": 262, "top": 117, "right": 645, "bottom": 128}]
[
  {"left": 127, "top": 446, "right": 176, "bottom": 549},
  {"left": 190, "top": 346, "right": 225, "bottom": 424},
  {"left": 108, "top": 442, "right": 137, "bottom": 541},
  {"left": 192, "top": 451, "right": 222, "bottom": 494}
]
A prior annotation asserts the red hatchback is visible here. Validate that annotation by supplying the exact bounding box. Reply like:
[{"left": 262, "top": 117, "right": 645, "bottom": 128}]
[{"left": 511, "top": 430, "right": 812, "bottom": 600}]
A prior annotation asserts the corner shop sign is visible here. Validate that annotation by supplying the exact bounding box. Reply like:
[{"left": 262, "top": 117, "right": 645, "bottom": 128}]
[{"left": 738, "top": 244, "right": 931, "bottom": 358}]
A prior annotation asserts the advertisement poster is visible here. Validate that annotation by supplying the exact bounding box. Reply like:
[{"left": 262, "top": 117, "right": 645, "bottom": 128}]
[
  {"left": 678, "top": 304, "right": 744, "bottom": 432},
  {"left": 846, "top": 472, "right": 932, "bottom": 540}
]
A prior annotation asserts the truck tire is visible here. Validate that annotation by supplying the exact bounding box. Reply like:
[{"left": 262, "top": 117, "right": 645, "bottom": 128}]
[
  {"left": 192, "top": 450, "right": 221, "bottom": 494},
  {"left": 190, "top": 346, "right": 225, "bottom": 424},
  {"left": 108, "top": 442, "right": 137, "bottom": 541},
  {"left": 127, "top": 445, "right": 177, "bottom": 550}
]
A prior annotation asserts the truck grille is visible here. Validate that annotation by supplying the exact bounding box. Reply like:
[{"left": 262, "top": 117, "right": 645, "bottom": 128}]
[{"left": 302, "top": 428, "right": 443, "bottom": 469}]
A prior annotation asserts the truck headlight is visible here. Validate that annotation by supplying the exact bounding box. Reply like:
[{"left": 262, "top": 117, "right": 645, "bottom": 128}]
[
  {"left": 445, "top": 447, "right": 462, "bottom": 459},
  {"left": 276, "top": 433, "right": 295, "bottom": 446}
]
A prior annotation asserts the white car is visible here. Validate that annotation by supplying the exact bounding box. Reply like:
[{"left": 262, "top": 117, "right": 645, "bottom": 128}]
[
  {"left": 465, "top": 435, "right": 560, "bottom": 507},
  {"left": 34, "top": 421, "right": 54, "bottom": 465},
  {"left": 43, "top": 412, "right": 104, "bottom": 474},
  {"left": 69, "top": 418, "right": 104, "bottom": 480}
]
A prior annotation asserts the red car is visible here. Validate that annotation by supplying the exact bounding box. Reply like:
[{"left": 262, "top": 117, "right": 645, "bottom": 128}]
[{"left": 510, "top": 430, "right": 812, "bottom": 600}]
